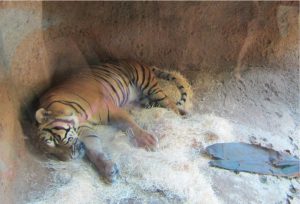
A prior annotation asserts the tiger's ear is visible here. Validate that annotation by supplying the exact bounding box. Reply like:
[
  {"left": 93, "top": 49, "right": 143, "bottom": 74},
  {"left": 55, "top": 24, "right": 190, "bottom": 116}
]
[{"left": 35, "top": 108, "right": 52, "bottom": 124}]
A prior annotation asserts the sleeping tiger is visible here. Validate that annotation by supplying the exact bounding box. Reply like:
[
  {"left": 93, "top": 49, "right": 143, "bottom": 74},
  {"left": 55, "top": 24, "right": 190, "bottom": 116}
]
[{"left": 35, "top": 60, "right": 189, "bottom": 182}]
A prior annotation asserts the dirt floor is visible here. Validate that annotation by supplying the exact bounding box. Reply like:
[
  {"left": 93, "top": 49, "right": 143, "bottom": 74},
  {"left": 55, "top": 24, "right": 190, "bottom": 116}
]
[{"left": 0, "top": 1, "right": 299, "bottom": 204}]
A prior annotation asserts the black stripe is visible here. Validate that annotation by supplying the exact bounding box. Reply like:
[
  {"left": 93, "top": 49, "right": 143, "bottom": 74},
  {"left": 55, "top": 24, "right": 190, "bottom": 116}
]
[
  {"left": 46, "top": 101, "right": 80, "bottom": 114},
  {"left": 111, "top": 66, "right": 131, "bottom": 86},
  {"left": 111, "top": 67, "right": 130, "bottom": 88},
  {"left": 98, "top": 113, "right": 102, "bottom": 123},
  {"left": 46, "top": 100, "right": 88, "bottom": 120},
  {"left": 98, "top": 70, "right": 127, "bottom": 106},
  {"left": 43, "top": 128, "right": 59, "bottom": 143},
  {"left": 86, "top": 135, "right": 98, "bottom": 138},
  {"left": 140, "top": 65, "right": 146, "bottom": 88},
  {"left": 120, "top": 62, "right": 138, "bottom": 83},
  {"left": 147, "top": 82, "right": 158, "bottom": 95},
  {"left": 44, "top": 128, "right": 54, "bottom": 135},
  {"left": 141, "top": 69, "right": 152, "bottom": 93},
  {"left": 78, "top": 125, "right": 94, "bottom": 130},
  {"left": 94, "top": 73, "right": 122, "bottom": 105},
  {"left": 52, "top": 126, "right": 67, "bottom": 131},
  {"left": 44, "top": 94, "right": 55, "bottom": 101},
  {"left": 92, "top": 77, "right": 115, "bottom": 101},
  {"left": 45, "top": 127, "right": 70, "bottom": 143},
  {"left": 70, "top": 92, "right": 93, "bottom": 113},
  {"left": 182, "top": 93, "right": 187, "bottom": 96},
  {"left": 47, "top": 118, "right": 75, "bottom": 127},
  {"left": 107, "top": 107, "right": 110, "bottom": 123},
  {"left": 44, "top": 138, "right": 51, "bottom": 143},
  {"left": 151, "top": 88, "right": 163, "bottom": 95},
  {"left": 71, "top": 142, "right": 75, "bottom": 155},
  {"left": 62, "top": 127, "right": 71, "bottom": 142},
  {"left": 112, "top": 73, "right": 129, "bottom": 105},
  {"left": 152, "top": 96, "right": 167, "bottom": 103},
  {"left": 151, "top": 89, "right": 163, "bottom": 95},
  {"left": 104, "top": 102, "right": 110, "bottom": 123},
  {"left": 65, "top": 136, "right": 74, "bottom": 145},
  {"left": 132, "top": 65, "right": 139, "bottom": 85}
]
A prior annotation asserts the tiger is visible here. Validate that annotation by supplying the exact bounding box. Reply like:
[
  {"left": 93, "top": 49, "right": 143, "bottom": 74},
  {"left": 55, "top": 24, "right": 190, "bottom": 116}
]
[{"left": 35, "top": 60, "right": 189, "bottom": 182}]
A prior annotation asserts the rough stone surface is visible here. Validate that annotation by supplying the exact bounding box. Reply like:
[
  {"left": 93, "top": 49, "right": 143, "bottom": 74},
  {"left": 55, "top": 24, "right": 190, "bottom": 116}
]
[{"left": 0, "top": 1, "right": 299, "bottom": 203}]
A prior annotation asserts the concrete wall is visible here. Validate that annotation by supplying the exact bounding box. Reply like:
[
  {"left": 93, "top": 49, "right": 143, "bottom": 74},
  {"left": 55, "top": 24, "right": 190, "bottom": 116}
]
[{"left": 0, "top": 1, "right": 298, "bottom": 203}]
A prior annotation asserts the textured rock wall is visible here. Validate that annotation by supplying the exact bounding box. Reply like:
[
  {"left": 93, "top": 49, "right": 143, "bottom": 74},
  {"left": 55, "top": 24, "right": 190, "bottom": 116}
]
[
  {"left": 39, "top": 2, "right": 274, "bottom": 78},
  {"left": 0, "top": 1, "right": 298, "bottom": 203}
]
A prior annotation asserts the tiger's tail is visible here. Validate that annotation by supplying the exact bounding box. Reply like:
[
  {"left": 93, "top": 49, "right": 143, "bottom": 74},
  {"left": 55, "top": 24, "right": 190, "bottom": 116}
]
[{"left": 151, "top": 66, "right": 191, "bottom": 108}]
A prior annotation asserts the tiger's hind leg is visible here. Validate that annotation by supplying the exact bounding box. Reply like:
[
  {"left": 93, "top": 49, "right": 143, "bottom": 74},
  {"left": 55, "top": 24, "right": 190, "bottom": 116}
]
[
  {"left": 81, "top": 135, "right": 119, "bottom": 183},
  {"left": 143, "top": 79, "right": 187, "bottom": 116}
]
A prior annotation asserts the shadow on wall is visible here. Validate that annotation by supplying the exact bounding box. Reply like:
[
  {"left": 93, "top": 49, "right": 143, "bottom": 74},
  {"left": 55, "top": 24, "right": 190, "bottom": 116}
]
[
  {"left": 40, "top": 1, "right": 258, "bottom": 76},
  {"left": 39, "top": 1, "right": 298, "bottom": 82}
]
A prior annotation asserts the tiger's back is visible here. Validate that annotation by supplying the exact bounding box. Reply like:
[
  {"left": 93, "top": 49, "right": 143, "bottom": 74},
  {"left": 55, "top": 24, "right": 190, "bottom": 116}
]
[{"left": 39, "top": 60, "right": 187, "bottom": 126}]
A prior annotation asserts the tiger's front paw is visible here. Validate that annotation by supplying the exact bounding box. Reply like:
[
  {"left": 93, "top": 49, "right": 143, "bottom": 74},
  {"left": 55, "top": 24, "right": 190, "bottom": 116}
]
[
  {"left": 134, "top": 131, "right": 158, "bottom": 151},
  {"left": 103, "top": 161, "right": 119, "bottom": 183},
  {"left": 98, "top": 160, "right": 119, "bottom": 183},
  {"left": 90, "top": 154, "right": 119, "bottom": 183}
]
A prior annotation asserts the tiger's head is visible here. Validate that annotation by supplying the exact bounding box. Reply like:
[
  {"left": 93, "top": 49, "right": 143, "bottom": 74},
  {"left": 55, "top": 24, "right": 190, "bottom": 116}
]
[{"left": 35, "top": 108, "right": 83, "bottom": 161}]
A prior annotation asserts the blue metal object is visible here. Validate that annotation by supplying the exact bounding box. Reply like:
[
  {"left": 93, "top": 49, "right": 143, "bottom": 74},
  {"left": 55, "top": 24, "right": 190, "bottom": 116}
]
[{"left": 206, "top": 143, "right": 300, "bottom": 177}]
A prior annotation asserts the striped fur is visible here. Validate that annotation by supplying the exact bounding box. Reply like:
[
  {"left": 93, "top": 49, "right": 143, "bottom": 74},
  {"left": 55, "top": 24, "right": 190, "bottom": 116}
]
[
  {"left": 150, "top": 66, "right": 188, "bottom": 106},
  {"left": 35, "top": 60, "right": 188, "bottom": 162}
]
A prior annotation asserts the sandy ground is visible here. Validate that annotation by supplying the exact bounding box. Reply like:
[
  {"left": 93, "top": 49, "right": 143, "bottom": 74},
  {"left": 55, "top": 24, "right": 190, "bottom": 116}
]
[{"left": 20, "top": 66, "right": 299, "bottom": 204}]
